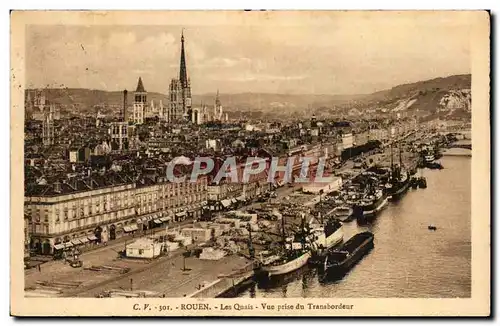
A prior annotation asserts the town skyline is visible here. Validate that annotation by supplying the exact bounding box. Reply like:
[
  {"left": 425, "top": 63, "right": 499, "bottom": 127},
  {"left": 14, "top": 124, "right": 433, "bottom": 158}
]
[{"left": 26, "top": 13, "right": 471, "bottom": 95}]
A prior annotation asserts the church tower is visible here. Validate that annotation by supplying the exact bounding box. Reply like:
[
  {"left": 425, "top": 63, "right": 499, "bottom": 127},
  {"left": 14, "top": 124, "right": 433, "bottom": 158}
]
[
  {"left": 179, "top": 31, "right": 192, "bottom": 121},
  {"left": 42, "top": 107, "right": 54, "bottom": 146},
  {"left": 168, "top": 79, "right": 183, "bottom": 123},
  {"left": 214, "top": 89, "right": 223, "bottom": 121},
  {"left": 133, "top": 77, "right": 147, "bottom": 124}
]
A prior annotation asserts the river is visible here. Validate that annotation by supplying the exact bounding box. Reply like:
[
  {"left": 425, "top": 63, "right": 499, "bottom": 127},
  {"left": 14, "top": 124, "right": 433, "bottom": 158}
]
[{"left": 238, "top": 156, "right": 471, "bottom": 298}]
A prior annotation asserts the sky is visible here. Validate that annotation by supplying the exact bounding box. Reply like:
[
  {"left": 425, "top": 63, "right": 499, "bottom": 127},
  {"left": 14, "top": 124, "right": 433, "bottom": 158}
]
[{"left": 25, "top": 12, "right": 472, "bottom": 95}]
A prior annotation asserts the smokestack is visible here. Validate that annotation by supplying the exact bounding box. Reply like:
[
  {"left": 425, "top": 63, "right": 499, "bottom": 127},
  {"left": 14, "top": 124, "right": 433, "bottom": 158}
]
[{"left": 123, "top": 89, "right": 128, "bottom": 122}]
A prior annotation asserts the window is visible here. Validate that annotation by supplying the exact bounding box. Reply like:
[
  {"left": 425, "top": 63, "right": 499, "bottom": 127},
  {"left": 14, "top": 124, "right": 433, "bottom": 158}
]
[{"left": 139, "top": 249, "right": 144, "bottom": 255}]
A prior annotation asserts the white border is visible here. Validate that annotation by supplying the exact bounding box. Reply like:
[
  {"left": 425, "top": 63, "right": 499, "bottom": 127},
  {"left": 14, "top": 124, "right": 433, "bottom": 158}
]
[{"left": 2, "top": 1, "right": 497, "bottom": 325}]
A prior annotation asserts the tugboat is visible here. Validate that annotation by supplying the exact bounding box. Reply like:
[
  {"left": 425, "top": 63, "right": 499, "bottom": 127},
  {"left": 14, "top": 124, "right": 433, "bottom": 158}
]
[
  {"left": 319, "top": 232, "right": 374, "bottom": 278},
  {"left": 420, "top": 146, "right": 444, "bottom": 169},
  {"left": 424, "top": 153, "right": 435, "bottom": 164}
]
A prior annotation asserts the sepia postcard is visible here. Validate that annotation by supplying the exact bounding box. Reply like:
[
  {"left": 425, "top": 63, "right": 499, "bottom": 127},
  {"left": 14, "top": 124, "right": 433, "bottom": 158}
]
[{"left": 10, "top": 10, "right": 490, "bottom": 317}]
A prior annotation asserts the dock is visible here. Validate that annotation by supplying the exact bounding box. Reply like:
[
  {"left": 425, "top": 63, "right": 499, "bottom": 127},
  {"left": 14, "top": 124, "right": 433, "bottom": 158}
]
[
  {"left": 187, "top": 263, "right": 255, "bottom": 298},
  {"left": 442, "top": 148, "right": 472, "bottom": 157}
]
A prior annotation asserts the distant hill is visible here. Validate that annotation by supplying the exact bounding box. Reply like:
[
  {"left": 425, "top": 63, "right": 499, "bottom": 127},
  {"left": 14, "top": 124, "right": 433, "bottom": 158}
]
[
  {"left": 27, "top": 88, "right": 168, "bottom": 112},
  {"left": 354, "top": 74, "right": 471, "bottom": 120},
  {"left": 25, "top": 74, "right": 471, "bottom": 120}
]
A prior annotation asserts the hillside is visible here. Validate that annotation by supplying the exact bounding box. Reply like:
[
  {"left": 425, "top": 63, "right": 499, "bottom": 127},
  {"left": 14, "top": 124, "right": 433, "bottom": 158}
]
[
  {"left": 25, "top": 74, "right": 471, "bottom": 120},
  {"left": 318, "top": 74, "right": 471, "bottom": 120}
]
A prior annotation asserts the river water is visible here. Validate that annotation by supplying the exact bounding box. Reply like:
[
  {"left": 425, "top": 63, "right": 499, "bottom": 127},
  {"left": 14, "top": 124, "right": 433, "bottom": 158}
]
[{"left": 238, "top": 156, "right": 471, "bottom": 298}]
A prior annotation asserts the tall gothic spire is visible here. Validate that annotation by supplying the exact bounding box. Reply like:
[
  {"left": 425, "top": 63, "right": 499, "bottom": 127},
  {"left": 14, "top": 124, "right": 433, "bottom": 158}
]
[{"left": 179, "top": 30, "right": 188, "bottom": 88}]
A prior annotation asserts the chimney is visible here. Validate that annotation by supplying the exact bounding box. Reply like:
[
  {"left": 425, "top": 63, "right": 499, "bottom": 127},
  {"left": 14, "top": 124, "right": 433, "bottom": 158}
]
[{"left": 123, "top": 89, "right": 128, "bottom": 122}]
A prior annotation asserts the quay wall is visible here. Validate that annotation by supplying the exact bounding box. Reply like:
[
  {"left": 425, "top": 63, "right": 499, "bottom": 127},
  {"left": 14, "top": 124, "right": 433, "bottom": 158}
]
[
  {"left": 187, "top": 263, "right": 254, "bottom": 298},
  {"left": 442, "top": 148, "right": 472, "bottom": 157}
]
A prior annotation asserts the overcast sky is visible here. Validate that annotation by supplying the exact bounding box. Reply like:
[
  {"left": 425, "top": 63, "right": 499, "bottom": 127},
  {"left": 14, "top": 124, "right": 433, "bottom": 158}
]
[{"left": 26, "top": 12, "right": 472, "bottom": 95}]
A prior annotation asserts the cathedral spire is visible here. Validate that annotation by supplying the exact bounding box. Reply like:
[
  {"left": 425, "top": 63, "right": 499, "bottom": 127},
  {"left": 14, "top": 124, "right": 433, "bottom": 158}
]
[{"left": 179, "top": 30, "right": 188, "bottom": 88}]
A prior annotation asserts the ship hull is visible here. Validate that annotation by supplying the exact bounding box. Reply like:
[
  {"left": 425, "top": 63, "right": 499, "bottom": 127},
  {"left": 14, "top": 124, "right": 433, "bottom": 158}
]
[
  {"left": 316, "top": 228, "right": 344, "bottom": 250},
  {"left": 308, "top": 227, "right": 344, "bottom": 266},
  {"left": 319, "top": 232, "right": 374, "bottom": 279},
  {"left": 361, "top": 196, "right": 388, "bottom": 216},
  {"left": 388, "top": 180, "right": 410, "bottom": 201},
  {"left": 261, "top": 251, "right": 311, "bottom": 277}
]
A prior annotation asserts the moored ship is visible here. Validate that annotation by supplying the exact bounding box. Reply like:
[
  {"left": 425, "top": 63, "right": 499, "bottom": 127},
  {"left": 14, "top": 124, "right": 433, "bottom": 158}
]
[
  {"left": 260, "top": 249, "right": 312, "bottom": 277},
  {"left": 331, "top": 206, "right": 354, "bottom": 222},
  {"left": 309, "top": 218, "right": 344, "bottom": 250},
  {"left": 386, "top": 166, "right": 410, "bottom": 201},
  {"left": 259, "top": 214, "right": 313, "bottom": 277},
  {"left": 355, "top": 188, "right": 388, "bottom": 218},
  {"left": 387, "top": 141, "right": 410, "bottom": 201},
  {"left": 319, "top": 231, "right": 374, "bottom": 278},
  {"left": 308, "top": 219, "right": 344, "bottom": 266}
]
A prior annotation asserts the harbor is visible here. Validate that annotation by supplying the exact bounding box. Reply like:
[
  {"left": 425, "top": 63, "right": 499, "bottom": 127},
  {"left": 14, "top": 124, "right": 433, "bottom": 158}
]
[
  {"left": 24, "top": 130, "right": 471, "bottom": 299},
  {"left": 238, "top": 155, "right": 471, "bottom": 298}
]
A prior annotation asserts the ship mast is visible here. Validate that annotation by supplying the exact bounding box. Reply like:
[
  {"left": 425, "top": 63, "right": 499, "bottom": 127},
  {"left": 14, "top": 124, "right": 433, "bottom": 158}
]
[
  {"left": 390, "top": 141, "right": 394, "bottom": 170},
  {"left": 300, "top": 214, "right": 306, "bottom": 250},
  {"left": 396, "top": 115, "right": 402, "bottom": 168},
  {"left": 247, "top": 224, "right": 255, "bottom": 259},
  {"left": 399, "top": 140, "right": 403, "bottom": 167},
  {"left": 281, "top": 215, "right": 286, "bottom": 252}
]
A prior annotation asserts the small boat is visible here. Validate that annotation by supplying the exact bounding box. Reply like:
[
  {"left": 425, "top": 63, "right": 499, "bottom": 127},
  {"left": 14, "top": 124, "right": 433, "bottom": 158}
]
[
  {"left": 319, "top": 232, "right": 374, "bottom": 277},
  {"left": 428, "top": 225, "right": 437, "bottom": 231},
  {"left": 418, "top": 177, "right": 427, "bottom": 189},
  {"left": 426, "top": 161, "right": 444, "bottom": 170}
]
